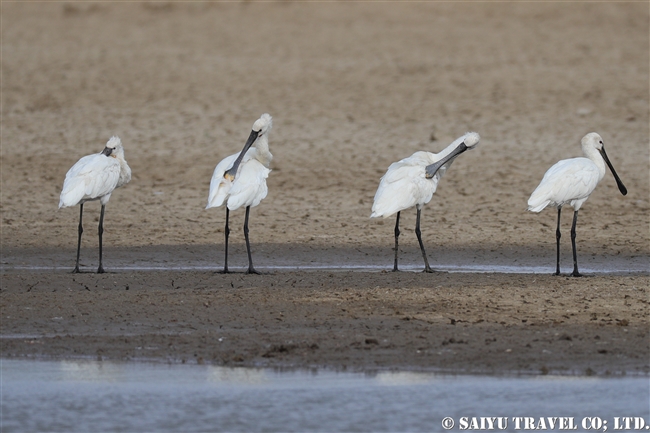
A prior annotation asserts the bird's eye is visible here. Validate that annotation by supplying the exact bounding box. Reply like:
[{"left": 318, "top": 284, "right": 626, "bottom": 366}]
[{"left": 599, "top": 140, "right": 603, "bottom": 144}]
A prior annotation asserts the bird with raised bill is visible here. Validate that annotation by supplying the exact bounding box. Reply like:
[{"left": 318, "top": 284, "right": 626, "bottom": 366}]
[
  {"left": 207, "top": 113, "right": 273, "bottom": 274},
  {"left": 527, "top": 132, "right": 627, "bottom": 277},
  {"left": 371, "top": 132, "right": 480, "bottom": 272},
  {"left": 59, "top": 136, "right": 132, "bottom": 273}
]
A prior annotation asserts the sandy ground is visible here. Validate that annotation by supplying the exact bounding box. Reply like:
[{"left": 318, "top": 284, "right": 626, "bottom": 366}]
[{"left": 1, "top": 2, "right": 649, "bottom": 375}]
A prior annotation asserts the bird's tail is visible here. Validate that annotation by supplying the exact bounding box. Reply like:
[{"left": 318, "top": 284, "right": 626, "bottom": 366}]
[
  {"left": 370, "top": 205, "right": 396, "bottom": 219},
  {"left": 206, "top": 179, "right": 231, "bottom": 209},
  {"left": 59, "top": 180, "right": 86, "bottom": 209},
  {"left": 526, "top": 192, "right": 550, "bottom": 213}
]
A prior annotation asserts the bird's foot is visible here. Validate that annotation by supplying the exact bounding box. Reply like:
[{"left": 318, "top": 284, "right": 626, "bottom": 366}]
[
  {"left": 245, "top": 267, "right": 261, "bottom": 275},
  {"left": 216, "top": 269, "right": 230, "bottom": 274},
  {"left": 97, "top": 266, "right": 105, "bottom": 274},
  {"left": 72, "top": 267, "right": 80, "bottom": 274},
  {"left": 553, "top": 271, "right": 561, "bottom": 276},
  {"left": 423, "top": 267, "right": 436, "bottom": 274},
  {"left": 571, "top": 271, "right": 583, "bottom": 278},
  {"left": 391, "top": 268, "right": 400, "bottom": 273}
]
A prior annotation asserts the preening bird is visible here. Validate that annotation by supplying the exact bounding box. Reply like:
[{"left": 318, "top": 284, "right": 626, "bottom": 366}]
[
  {"left": 59, "top": 136, "right": 132, "bottom": 273},
  {"left": 527, "top": 132, "right": 627, "bottom": 277},
  {"left": 371, "top": 132, "right": 480, "bottom": 272},
  {"left": 206, "top": 113, "right": 273, "bottom": 274}
]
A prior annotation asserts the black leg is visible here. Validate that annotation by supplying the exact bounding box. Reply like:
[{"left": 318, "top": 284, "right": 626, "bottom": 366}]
[
  {"left": 97, "top": 204, "right": 106, "bottom": 274},
  {"left": 244, "top": 206, "right": 260, "bottom": 274},
  {"left": 219, "top": 207, "right": 231, "bottom": 274},
  {"left": 73, "top": 203, "right": 84, "bottom": 273},
  {"left": 415, "top": 206, "right": 433, "bottom": 273},
  {"left": 392, "top": 211, "right": 401, "bottom": 272},
  {"left": 570, "top": 210, "right": 582, "bottom": 277},
  {"left": 555, "top": 207, "right": 562, "bottom": 276}
]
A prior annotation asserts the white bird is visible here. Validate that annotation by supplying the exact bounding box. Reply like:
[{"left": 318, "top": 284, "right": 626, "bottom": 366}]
[
  {"left": 371, "top": 132, "right": 480, "bottom": 272},
  {"left": 59, "top": 136, "right": 132, "bottom": 273},
  {"left": 527, "top": 132, "right": 627, "bottom": 277},
  {"left": 206, "top": 113, "right": 273, "bottom": 274}
]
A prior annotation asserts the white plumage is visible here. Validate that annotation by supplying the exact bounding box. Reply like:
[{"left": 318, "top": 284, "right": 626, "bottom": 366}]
[
  {"left": 527, "top": 132, "right": 627, "bottom": 276},
  {"left": 370, "top": 152, "right": 442, "bottom": 219},
  {"left": 207, "top": 113, "right": 273, "bottom": 274},
  {"left": 371, "top": 132, "right": 480, "bottom": 272},
  {"left": 59, "top": 136, "right": 131, "bottom": 273},
  {"left": 59, "top": 136, "right": 131, "bottom": 208},
  {"left": 206, "top": 142, "right": 271, "bottom": 211},
  {"left": 527, "top": 157, "right": 601, "bottom": 212}
]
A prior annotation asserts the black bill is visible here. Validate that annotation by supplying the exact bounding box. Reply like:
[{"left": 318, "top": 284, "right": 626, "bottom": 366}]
[
  {"left": 425, "top": 142, "right": 468, "bottom": 179},
  {"left": 224, "top": 129, "right": 260, "bottom": 180},
  {"left": 599, "top": 146, "right": 627, "bottom": 196}
]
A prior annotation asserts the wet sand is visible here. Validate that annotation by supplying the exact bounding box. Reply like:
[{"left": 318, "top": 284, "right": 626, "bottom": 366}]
[
  {"left": 1, "top": 3, "right": 649, "bottom": 375},
  {"left": 2, "top": 268, "right": 648, "bottom": 376}
]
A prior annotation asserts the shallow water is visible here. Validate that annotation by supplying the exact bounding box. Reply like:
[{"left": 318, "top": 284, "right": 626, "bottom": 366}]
[
  {"left": 3, "top": 244, "right": 648, "bottom": 275},
  {"left": 3, "top": 263, "right": 648, "bottom": 274},
  {"left": 5, "top": 264, "right": 646, "bottom": 275},
  {"left": 2, "top": 359, "right": 649, "bottom": 432}
]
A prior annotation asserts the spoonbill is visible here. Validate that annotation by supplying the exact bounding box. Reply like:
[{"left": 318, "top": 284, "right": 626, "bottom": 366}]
[
  {"left": 59, "top": 136, "right": 132, "bottom": 273},
  {"left": 371, "top": 132, "right": 480, "bottom": 272},
  {"left": 206, "top": 113, "right": 273, "bottom": 274},
  {"left": 527, "top": 132, "right": 627, "bottom": 277}
]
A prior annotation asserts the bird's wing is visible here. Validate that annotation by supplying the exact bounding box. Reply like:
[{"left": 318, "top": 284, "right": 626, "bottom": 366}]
[
  {"left": 226, "top": 160, "right": 271, "bottom": 210},
  {"left": 371, "top": 162, "right": 436, "bottom": 218},
  {"left": 206, "top": 152, "right": 239, "bottom": 209},
  {"left": 379, "top": 153, "right": 430, "bottom": 185},
  {"left": 59, "top": 154, "right": 120, "bottom": 208},
  {"left": 527, "top": 158, "right": 600, "bottom": 211}
]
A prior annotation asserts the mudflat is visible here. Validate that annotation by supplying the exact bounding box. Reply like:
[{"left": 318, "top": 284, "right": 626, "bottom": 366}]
[
  {"left": 2, "top": 269, "right": 649, "bottom": 375},
  {"left": 1, "top": 3, "right": 648, "bottom": 375}
]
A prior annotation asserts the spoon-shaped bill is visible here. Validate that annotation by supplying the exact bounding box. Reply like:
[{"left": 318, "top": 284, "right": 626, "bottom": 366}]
[
  {"left": 224, "top": 129, "right": 260, "bottom": 181},
  {"left": 425, "top": 142, "right": 468, "bottom": 179},
  {"left": 599, "top": 147, "right": 627, "bottom": 196}
]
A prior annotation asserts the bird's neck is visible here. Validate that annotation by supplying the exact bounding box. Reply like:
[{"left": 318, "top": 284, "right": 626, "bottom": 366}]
[
  {"left": 582, "top": 144, "right": 606, "bottom": 179},
  {"left": 116, "top": 153, "right": 132, "bottom": 187},
  {"left": 435, "top": 136, "right": 465, "bottom": 161},
  {"left": 253, "top": 135, "right": 273, "bottom": 167},
  {"left": 429, "top": 136, "right": 465, "bottom": 172}
]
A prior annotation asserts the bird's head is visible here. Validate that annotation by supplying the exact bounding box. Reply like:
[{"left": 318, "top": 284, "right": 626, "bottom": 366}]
[
  {"left": 581, "top": 132, "right": 627, "bottom": 196},
  {"left": 425, "top": 131, "right": 480, "bottom": 179},
  {"left": 581, "top": 132, "right": 604, "bottom": 151},
  {"left": 101, "top": 136, "right": 123, "bottom": 158},
  {"left": 224, "top": 114, "right": 273, "bottom": 181},
  {"left": 463, "top": 131, "right": 480, "bottom": 149},
  {"left": 252, "top": 113, "right": 273, "bottom": 138}
]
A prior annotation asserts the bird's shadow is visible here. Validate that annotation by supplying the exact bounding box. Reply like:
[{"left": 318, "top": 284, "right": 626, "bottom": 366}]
[
  {"left": 213, "top": 270, "right": 273, "bottom": 276},
  {"left": 70, "top": 269, "right": 113, "bottom": 274},
  {"left": 555, "top": 273, "right": 594, "bottom": 278}
]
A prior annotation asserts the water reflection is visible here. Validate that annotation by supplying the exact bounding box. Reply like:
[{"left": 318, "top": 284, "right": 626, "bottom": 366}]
[
  {"left": 373, "top": 371, "right": 437, "bottom": 386},
  {"left": 2, "top": 359, "right": 649, "bottom": 433},
  {"left": 58, "top": 359, "right": 125, "bottom": 382},
  {"left": 206, "top": 364, "right": 269, "bottom": 385}
]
